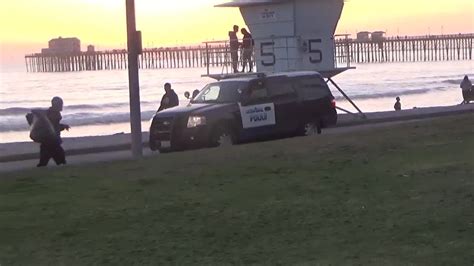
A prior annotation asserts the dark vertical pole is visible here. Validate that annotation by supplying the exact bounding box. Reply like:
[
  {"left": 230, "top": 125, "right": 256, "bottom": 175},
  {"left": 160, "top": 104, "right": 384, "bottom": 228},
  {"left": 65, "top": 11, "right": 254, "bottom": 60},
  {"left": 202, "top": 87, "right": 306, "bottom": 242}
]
[
  {"left": 206, "top": 43, "right": 210, "bottom": 75},
  {"left": 126, "top": 0, "right": 143, "bottom": 158}
]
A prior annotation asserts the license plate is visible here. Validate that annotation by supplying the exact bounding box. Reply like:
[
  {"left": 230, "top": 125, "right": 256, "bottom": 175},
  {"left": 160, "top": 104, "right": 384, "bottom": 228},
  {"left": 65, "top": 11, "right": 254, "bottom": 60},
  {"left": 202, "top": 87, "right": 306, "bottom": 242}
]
[{"left": 161, "top": 141, "right": 171, "bottom": 148}]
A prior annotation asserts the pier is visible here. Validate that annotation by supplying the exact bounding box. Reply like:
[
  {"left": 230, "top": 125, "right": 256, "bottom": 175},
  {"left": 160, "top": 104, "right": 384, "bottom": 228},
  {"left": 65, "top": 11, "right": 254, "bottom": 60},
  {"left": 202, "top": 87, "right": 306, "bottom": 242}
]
[
  {"left": 25, "top": 33, "right": 473, "bottom": 73},
  {"left": 336, "top": 33, "right": 474, "bottom": 64}
]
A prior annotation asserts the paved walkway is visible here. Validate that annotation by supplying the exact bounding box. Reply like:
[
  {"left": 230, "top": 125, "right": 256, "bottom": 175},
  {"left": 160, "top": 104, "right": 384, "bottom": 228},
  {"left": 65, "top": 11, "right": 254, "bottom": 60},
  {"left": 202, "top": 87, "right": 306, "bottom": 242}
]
[{"left": 1, "top": 104, "right": 473, "bottom": 173}]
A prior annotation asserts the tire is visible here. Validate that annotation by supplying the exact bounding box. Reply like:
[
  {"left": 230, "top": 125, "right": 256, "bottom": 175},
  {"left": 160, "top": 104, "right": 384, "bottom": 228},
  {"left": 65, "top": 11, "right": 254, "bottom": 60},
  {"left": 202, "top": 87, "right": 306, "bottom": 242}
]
[
  {"left": 301, "top": 120, "right": 322, "bottom": 136},
  {"left": 210, "top": 125, "right": 235, "bottom": 147},
  {"left": 149, "top": 136, "right": 158, "bottom": 151}
]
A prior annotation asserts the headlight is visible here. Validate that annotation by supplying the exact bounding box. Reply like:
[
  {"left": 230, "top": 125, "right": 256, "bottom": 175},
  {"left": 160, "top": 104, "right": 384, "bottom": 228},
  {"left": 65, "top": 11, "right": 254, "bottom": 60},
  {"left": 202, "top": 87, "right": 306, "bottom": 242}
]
[{"left": 187, "top": 116, "right": 206, "bottom": 128}]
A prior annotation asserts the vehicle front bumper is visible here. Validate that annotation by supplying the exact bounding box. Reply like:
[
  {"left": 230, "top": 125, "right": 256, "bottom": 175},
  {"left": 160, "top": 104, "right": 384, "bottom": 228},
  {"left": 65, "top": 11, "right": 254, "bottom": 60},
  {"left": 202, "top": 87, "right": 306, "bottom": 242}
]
[{"left": 149, "top": 120, "right": 211, "bottom": 152}]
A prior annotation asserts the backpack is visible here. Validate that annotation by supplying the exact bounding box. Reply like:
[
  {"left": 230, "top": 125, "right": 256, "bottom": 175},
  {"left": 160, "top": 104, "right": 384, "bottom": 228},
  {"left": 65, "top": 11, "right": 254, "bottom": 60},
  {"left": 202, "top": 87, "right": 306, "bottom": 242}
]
[{"left": 26, "top": 109, "right": 58, "bottom": 143}]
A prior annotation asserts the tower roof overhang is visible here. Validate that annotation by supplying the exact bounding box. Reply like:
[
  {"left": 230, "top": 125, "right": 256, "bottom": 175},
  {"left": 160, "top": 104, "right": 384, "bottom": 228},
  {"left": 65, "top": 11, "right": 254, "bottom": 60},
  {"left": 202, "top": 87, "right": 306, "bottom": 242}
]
[{"left": 216, "top": 0, "right": 290, "bottom": 8}]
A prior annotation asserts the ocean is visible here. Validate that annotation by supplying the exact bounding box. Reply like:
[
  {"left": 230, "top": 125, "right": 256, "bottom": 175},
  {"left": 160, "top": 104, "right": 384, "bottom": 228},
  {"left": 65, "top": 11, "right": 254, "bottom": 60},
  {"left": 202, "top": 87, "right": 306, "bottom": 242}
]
[{"left": 0, "top": 61, "right": 472, "bottom": 143}]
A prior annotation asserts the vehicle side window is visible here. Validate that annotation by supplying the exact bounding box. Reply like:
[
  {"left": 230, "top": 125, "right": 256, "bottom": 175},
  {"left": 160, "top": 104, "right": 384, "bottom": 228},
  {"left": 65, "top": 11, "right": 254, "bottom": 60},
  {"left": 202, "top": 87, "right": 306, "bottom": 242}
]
[
  {"left": 249, "top": 86, "right": 268, "bottom": 100},
  {"left": 267, "top": 77, "right": 295, "bottom": 97},
  {"left": 202, "top": 85, "right": 220, "bottom": 101},
  {"left": 244, "top": 80, "right": 268, "bottom": 102},
  {"left": 293, "top": 76, "right": 330, "bottom": 101},
  {"left": 193, "top": 81, "right": 244, "bottom": 103}
]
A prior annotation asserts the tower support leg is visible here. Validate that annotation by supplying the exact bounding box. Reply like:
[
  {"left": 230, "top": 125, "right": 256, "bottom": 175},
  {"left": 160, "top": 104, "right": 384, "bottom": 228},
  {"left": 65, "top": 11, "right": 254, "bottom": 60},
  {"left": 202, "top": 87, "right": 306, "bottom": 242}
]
[{"left": 327, "top": 77, "right": 366, "bottom": 118}]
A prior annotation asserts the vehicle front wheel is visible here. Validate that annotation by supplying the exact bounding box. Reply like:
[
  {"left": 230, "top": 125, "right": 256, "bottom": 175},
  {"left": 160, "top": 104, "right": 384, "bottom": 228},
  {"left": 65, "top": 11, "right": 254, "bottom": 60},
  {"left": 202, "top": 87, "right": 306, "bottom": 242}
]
[
  {"left": 149, "top": 136, "right": 158, "bottom": 151},
  {"left": 210, "top": 125, "right": 235, "bottom": 147}
]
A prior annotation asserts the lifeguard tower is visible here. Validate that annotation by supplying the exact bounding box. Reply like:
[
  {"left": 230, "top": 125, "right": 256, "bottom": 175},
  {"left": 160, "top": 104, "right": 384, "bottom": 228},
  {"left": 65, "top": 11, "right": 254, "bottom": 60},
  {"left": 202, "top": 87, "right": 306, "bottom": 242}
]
[
  {"left": 216, "top": 0, "right": 350, "bottom": 76},
  {"left": 205, "top": 0, "right": 364, "bottom": 116}
]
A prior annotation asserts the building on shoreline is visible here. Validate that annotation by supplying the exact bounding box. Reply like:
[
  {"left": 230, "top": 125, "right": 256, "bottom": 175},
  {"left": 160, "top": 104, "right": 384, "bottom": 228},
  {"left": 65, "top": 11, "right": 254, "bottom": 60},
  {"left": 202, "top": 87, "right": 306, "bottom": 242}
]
[
  {"left": 87, "top": 45, "right": 95, "bottom": 53},
  {"left": 371, "top": 31, "right": 386, "bottom": 41},
  {"left": 357, "top": 31, "right": 370, "bottom": 42},
  {"left": 41, "top": 37, "right": 81, "bottom": 55}
]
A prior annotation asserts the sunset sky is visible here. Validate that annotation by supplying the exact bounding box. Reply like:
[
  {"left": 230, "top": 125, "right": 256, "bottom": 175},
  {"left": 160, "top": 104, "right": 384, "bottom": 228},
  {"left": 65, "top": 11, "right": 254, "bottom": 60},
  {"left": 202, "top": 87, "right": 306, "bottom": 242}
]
[{"left": 0, "top": 0, "right": 473, "bottom": 65}]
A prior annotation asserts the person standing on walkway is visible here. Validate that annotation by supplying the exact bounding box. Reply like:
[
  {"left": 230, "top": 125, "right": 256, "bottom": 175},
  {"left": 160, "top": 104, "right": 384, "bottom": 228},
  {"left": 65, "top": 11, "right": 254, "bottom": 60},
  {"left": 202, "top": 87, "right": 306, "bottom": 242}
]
[
  {"left": 460, "top": 75, "right": 472, "bottom": 104},
  {"left": 229, "top": 25, "right": 240, "bottom": 73},
  {"left": 37, "top": 97, "right": 70, "bottom": 167},
  {"left": 158, "top": 83, "right": 179, "bottom": 112},
  {"left": 394, "top": 97, "right": 402, "bottom": 111},
  {"left": 241, "top": 28, "right": 254, "bottom": 73}
]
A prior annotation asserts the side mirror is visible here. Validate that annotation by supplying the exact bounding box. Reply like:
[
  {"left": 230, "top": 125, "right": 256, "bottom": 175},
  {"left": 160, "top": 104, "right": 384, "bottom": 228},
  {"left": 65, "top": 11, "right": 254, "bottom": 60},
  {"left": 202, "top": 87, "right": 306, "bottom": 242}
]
[{"left": 184, "top": 91, "right": 190, "bottom": 99}]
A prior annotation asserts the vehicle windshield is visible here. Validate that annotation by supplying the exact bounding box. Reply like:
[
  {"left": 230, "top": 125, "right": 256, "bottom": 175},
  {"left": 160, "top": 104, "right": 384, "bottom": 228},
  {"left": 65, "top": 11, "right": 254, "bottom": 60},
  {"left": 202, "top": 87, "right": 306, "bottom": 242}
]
[{"left": 191, "top": 81, "right": 245, "bottom": 104}]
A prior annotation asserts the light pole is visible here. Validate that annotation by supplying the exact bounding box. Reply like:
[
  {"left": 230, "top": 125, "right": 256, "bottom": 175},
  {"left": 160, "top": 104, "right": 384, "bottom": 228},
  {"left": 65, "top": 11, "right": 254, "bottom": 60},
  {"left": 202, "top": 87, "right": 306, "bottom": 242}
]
[{"left": 125, "top": 0, "right": 143, "bottom": 158}]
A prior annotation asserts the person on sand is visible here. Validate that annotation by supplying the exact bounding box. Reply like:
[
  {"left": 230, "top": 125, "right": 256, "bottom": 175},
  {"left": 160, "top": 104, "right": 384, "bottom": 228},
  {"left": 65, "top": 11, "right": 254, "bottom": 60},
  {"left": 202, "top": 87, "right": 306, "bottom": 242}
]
[
  {"left": 460, "top": 75, "right": 472, "bottom": 104},
  {"left": 158, "top": 83, "right": 179, "bottom": 112},
  {"left": 394, "top": 97, "right": 401, "bottom": 111},
  {"left": 37, "top": 97, "right": 70, "bottom": 167}
]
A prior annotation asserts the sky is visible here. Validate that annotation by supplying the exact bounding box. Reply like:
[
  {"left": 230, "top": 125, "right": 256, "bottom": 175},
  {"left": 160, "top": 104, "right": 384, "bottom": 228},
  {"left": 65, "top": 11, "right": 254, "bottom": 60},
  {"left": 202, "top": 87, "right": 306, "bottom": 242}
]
[{"left": 0, "top": 0, "right": 473, "bottom": 65}]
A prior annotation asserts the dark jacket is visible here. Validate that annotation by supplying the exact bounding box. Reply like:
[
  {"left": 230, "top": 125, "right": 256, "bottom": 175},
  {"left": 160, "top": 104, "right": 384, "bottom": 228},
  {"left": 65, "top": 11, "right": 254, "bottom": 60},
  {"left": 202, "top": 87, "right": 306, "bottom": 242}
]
[
  {"left": 47, "top": 107, "right": 67, "bottom": 139},
  {"left": 394, "top": 102, "right": 401, "bottom": 111},
  {"left": 229, "top": 31, "right": 239, "bottom": 50},
  {"left": 242, "top": 32, "right": 254, "bottom": 49},
  {"left": 158, "top": 90, "right": 179, "bottom": 112},
  {"left": 26, "top": 108, "right": 66, "bottom": 143},
  {"left": 461, "top": 78, "right": 472, "bottom": 91}
]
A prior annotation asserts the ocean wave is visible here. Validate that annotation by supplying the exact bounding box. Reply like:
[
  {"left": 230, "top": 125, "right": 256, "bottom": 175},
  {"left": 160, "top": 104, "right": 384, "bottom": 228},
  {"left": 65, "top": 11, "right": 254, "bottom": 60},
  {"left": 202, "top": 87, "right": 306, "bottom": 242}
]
[
  {"left": 334, "top": 87, "right": 438, "bottom": 101},
  {"left": 442, "top": 79, "right": 463, "bottom": 85},
  {"left": 0, "top": 107, "right": 34, "bottom": 116},
  {"left": 418, "top": 74, "right": 472, "bottom": 80},
  {"left": 0, "top": 110, "right": 158, "bottom": 132},
  {"left": 101, "top": 87, "right": 127, "bottom": 91},
  {"left": 172, "top": 81, "right": 202, "bottom": 85},
  {"left": 0, "top": 101, "right": 158, "bottom": 116},
  {"left": 63, "top": 111, "right": 157, "bottom": 125}
]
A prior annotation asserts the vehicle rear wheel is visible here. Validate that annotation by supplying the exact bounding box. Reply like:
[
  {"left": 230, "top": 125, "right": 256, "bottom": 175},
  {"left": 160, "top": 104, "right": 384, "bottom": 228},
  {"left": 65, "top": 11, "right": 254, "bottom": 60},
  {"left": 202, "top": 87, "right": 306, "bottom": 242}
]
[
  {"left": 302, "top": 121, "right": 322, "bottom": 136},
  {"left": 210, "top": 125, "right": 235, "bottom": 147}
]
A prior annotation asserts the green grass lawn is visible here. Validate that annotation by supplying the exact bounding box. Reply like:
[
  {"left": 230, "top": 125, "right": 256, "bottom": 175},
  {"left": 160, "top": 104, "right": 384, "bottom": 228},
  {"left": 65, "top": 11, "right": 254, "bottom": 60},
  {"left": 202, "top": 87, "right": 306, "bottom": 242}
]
[{"left": 1, "top": 114, "right": 473, "bottom": 265}]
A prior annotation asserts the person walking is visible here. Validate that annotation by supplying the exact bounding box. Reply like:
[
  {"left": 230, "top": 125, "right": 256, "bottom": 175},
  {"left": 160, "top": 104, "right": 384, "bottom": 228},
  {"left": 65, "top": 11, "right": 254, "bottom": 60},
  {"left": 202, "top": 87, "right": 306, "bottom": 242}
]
[
  {"left": 394, "top": 97, "right": 401, "bottom": 111},
  {"left": 241, "top": 28, "right": 254, "bottom": 73},
  {"left": 229, "top": 25, "right": 240, "bottom": 73},
  {"left": 36, "top": 97, "right": 70, "bottom": 167},
  {"left": 158, "top": 83, "right": 179, "bottom": 112},
  {"left": 460, "top": 75, "right": 472, "bottom": 104}
]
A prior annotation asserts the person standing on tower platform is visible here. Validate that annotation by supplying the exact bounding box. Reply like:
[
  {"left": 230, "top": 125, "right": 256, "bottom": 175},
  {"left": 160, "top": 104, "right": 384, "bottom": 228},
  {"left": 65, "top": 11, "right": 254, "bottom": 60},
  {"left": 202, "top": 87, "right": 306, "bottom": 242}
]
[
  {"left": 229, "top": 25, "right": 240, "bottom": 73},
  {"left": 241, "top": 28, "right": 254, "bottom": 73}
]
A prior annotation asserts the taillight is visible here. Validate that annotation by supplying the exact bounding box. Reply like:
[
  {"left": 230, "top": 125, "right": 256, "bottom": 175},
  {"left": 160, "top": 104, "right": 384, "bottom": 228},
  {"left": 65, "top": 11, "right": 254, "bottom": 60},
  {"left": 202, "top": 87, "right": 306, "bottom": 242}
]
[{"left": 331, "top": 99, "right": 336, "bottom": 108}]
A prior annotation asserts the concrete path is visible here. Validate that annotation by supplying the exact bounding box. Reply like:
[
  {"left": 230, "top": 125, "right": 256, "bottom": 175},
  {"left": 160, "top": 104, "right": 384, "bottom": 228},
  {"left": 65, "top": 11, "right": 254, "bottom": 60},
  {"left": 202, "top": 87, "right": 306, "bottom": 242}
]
[
  {"left": 1, "top": 104, "right": 473, "bottom": 173},
  {"left": 0, "top": 121, "right": 404, "bottom": 173}
]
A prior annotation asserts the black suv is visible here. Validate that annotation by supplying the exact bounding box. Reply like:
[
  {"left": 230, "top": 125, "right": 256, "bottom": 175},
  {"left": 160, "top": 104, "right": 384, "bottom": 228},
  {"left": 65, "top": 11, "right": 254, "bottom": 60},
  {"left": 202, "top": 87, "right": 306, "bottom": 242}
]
[{"left": 149, "top": 71, "right": 337, "bottom": 152}]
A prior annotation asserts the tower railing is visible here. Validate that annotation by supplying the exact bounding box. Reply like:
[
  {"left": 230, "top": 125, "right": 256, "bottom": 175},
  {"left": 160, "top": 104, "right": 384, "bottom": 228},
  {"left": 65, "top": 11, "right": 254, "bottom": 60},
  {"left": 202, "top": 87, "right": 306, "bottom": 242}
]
[{"left": 202, "top": 35, "right": 353, "bottom": 78}]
